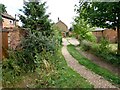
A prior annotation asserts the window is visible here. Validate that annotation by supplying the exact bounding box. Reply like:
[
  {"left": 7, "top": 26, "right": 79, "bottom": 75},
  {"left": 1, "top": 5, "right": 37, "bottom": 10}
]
[
  {"left": 10, "top": 20, "right": 14, "bottom": 24},
  {"left": 10, "top": 20, "right": 12, "bottom": 24}
]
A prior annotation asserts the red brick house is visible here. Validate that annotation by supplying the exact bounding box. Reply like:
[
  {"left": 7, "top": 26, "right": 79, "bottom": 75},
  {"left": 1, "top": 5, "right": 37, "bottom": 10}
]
[
  {"left": 92, "top": 28, "right": 117, "bottom": 43},
  {"left": 1, "top": 13, "right": 18, "bottom": 28},
  {"left": 0, "top": 13, "right": 21, "bottom": 60}
]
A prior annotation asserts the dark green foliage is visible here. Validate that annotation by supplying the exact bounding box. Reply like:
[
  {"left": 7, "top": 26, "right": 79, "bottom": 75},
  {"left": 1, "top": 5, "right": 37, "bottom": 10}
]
[
  {"left": 19, "top": 1, "right": 52, "bottom": 36},
  {"left": 2, "top": 47, "right": 54, "bottom": 87},
  {"left": 77, "top": 1, "right": 120, "bottom": 54},
  {"left": 2, "top": 54, "right": 24, "bottom": 87},
  {"left": 2, "top": 47, "right": 93, "bottom": 88},
  {"left": 0, "top": 4, "right": 7, "bottom": 21},
  {"left": 2, "top": 1, "right": 62, "bottom": 87},
  {"left": 18, "top": 28, "right": 61, "bottom": 72},
  {"left": 78, "top": 2, "right": 120, "bottom": 28},
  {"left": 34, "top": 49, "right": 93, "bottom": 88},
  {"left": 18, "top": 1, "right": 58, "bottom": 71},
  {"left": 2, "top": 30, "right": 60, "bottom": 74},
  {"left": 18, "top": 1, "right": 60, "bottom": 67},
  {"left": 81, "top": 40, "right": 92, "bottom": 51},
  {"left": 0, "top": 4, "right": 7, "bottom": 13},
  {"left": 80, "top": 39, "right": 120, "bottom": 66},
  {"left": 21, "top": 31, "right": 56, "bottom": 55},
  {"left": 98, "top": 38, "right": 110, "bottom": 54},
  {"left": 91, "top": 38, "right": 120, "bottom": 66}
]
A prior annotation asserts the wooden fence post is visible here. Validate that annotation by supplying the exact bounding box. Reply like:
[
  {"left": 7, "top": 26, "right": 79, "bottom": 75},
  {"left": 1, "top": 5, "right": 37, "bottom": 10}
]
[
  {"left": 2, "top": 30, "right": 8, "bottom": 59},
  {"left": 0, "top": 21, "right": 2, "bottom": 61}
]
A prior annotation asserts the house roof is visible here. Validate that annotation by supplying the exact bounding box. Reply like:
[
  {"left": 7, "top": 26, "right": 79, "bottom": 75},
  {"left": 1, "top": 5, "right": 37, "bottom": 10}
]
[
  {"left": 2, "top": 13, "right": 16, "bottom": 20},
  {"left": 92, "top": 27, "right": 106, "bottom": 32},
  {"left": 56, "top": 20, "right": 68, "bottom": 28}
]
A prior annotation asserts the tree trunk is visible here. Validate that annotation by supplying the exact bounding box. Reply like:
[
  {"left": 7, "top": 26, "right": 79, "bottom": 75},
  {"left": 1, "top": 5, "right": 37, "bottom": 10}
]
[
  {"left": 117, "top": 24, "right": 120, "bottom": 55},
  {"left": 117, "top": 9, "right": 120, "bottom": 55}
]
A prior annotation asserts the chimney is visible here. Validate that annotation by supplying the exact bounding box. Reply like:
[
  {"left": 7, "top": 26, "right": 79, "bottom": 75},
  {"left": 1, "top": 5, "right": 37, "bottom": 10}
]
[
  {"left": 15, "top": 14, "right": 16, "bottom": 26},
  {"left": 58, "top": 17, "right": 60, "bottom": 21}
]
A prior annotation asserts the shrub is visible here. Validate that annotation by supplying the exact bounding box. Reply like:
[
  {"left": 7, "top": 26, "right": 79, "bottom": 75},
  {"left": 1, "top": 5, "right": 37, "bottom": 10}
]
[
  {"left": 2, "top": 1, "right": 63, "bottom": 87},
  {"left": 2, "top": 57, "right": 24, "bottom": 87},
  {"left": 85, "top": 32, "right": 97, "bottom": 42},
  {"left": 81, "top": 40, "right": 92, "bottom": 51},
  {"left": 73, "top": 18, "right": 96, "bottom": 43},
  {"left": 98, "top": 38, "right": 110, "bottom": 54},
  {"left": 91, "top": 38, "right": 120, "bottom": 66},
  {"left": 80, "top": 38, "right": 120, "bottom": 66}
]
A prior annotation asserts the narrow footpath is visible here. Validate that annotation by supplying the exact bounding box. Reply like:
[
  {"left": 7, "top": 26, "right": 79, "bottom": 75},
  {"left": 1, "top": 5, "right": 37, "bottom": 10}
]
[{"left": 62, "top": 38, "right": 119, "bottom": 89}]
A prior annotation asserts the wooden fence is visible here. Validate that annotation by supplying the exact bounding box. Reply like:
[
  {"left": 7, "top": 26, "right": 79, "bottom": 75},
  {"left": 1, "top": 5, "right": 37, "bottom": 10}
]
[
  {"left": 0, "top": 29, "right": 9, "bottom": 60},
  {"left": 0, "top": 31, "right": 2, "bottom": 61},
  {"left": 0, "top": 27, "right": 24, "bottom": 60}
]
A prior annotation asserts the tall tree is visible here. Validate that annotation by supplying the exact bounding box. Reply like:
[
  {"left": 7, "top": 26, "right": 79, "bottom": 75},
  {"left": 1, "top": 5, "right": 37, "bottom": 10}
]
[
  {"left": 18, "top": 1, "right": 58, "bottom": 71},
  {"left": 0, "top": 4, "right": 7, "bottom": 22},
  {"left": 77, "top": 2, "right": 120, "bottom": 54},
  {"left": 0, "top": 4, "right": 7, "bottom": 13},
  {"left": 73, "top": 17, "right": 95, "bottom": 42},
  {"left": 19, "top": 1, "right": 52, "bottom": 36}
]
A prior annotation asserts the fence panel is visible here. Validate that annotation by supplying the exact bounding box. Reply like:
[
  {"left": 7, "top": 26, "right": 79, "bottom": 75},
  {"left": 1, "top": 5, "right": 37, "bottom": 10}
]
[{"left": 2, "top": 30, "right": 8, "bottom": 59}]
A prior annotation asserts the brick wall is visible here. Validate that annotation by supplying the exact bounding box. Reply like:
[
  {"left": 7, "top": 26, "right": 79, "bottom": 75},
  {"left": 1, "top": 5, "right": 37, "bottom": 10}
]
[
  {"left": 103, "top": 29, "right": 117, "bottom": 43},
  {"left": 92, "top": 29, "right": 117, "bottom": 43},
  {"left": 8, "top": 28, "right": 21, "bottom": 50},
  {"left": 92, "top": 31, "right": 103, "bottom": 42},
  {"left": 0, "top": 27, "right": 24, "bottom": 59}
]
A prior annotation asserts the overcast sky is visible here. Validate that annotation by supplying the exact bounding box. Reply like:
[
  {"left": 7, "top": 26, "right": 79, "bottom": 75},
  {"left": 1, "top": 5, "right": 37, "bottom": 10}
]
[{"left": 0, "top": 0, "right": 79, "bottom": 28}]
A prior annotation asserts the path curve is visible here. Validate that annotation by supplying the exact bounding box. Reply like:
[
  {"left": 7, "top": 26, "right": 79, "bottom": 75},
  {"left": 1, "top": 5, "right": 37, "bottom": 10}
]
[{"left": 62, "top": 38, "right": 119, "bottom": 89}]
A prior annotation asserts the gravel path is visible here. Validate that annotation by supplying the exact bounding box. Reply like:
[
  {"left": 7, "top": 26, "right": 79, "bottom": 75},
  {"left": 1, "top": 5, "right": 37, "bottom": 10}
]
[{"left": 62, "top": 38, "right": 119, "bottom": 89}]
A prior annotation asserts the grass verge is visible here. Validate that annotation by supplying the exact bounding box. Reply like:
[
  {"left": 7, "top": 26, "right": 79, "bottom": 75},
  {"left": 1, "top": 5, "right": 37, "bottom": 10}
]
[
  {"left": 51, "top": 49, "right": 93, "bottom": 88},
  {"left": 67, "top": 45, "right": 120, "bottom": 87}
]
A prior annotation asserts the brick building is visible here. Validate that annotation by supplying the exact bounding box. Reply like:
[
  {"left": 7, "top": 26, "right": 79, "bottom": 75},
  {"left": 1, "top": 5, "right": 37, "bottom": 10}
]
[
  {"left": 0, "top": 13, "right": 21, "bottom": 60},
  {"left": 1, "top": 13, "right": 18, "bottom": 28},
  {"left": 92, "top": 28, "right": 117, "bottom": 43},
  {"left": 1, "top": 27, "right": 24, "bottom": 59},
  {"left": 55, "top": 19, "right": 69, "bottom": 37}
]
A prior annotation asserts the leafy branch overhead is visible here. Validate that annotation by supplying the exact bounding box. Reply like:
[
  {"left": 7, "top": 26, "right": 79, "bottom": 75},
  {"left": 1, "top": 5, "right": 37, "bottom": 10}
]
[{"left": 77, "top": 1, "right": 120, "bottom": 54}]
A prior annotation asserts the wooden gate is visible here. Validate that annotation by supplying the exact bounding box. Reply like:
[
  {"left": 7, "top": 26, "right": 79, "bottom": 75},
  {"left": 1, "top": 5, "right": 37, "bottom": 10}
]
[
  {"left": 0, "top": 31, "right": 2, "bottom": 60},
  {"left": 0, "top": 29, "right": 9, "bottom": 60}
]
